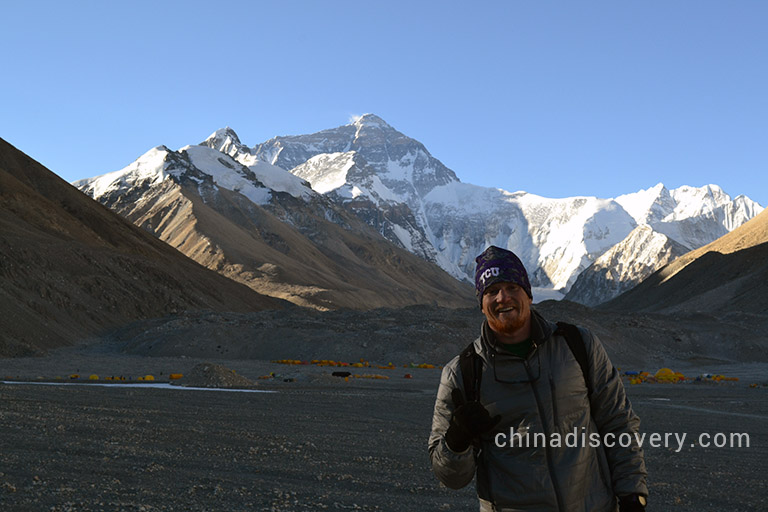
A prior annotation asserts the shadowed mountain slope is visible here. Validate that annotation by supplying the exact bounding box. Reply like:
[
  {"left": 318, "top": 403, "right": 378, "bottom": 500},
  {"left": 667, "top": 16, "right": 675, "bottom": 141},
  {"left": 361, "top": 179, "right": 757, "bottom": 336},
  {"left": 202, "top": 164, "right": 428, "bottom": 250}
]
[
  {"left": 75, "top": 144, "right": 476, "bottom": 310},
  {"left": 0, "top": 138, "right": 289, "bottom": 356},
  {"left": 602, "top": 208, "right": 768, "bottom": 314}
]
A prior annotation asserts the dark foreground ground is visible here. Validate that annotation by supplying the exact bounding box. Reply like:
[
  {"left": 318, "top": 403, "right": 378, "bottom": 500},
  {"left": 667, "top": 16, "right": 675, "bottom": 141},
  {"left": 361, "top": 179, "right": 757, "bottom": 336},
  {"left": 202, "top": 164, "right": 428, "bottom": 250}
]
[{"left": 1, "top": 357, "right": 767, "bottom": 512}]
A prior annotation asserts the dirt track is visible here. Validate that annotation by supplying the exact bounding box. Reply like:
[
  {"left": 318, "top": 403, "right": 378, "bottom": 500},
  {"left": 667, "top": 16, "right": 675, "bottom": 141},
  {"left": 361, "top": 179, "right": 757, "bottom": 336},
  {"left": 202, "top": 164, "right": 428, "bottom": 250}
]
[{"left": 1, "top": 356, "right": 766, "bottom": 512}]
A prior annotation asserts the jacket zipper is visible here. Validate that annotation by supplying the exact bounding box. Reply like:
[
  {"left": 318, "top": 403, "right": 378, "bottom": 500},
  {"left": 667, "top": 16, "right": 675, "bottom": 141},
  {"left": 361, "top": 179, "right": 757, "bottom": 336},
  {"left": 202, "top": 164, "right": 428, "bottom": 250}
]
[
  {"left": 527, "top": 350, "right": 566, "bottom": 512},
  {"left": 595, "top": 444, "right": 611, "bottom": 490},
  {"left": 549, "top": 376, "right": 559, "bottom": 427}
]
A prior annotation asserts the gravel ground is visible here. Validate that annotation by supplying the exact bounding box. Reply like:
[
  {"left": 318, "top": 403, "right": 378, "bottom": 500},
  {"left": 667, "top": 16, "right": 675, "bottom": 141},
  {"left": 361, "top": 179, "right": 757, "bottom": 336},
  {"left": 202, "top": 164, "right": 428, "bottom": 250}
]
[{"left": 1, "top": 353, "right": 767, "bottom": 512}]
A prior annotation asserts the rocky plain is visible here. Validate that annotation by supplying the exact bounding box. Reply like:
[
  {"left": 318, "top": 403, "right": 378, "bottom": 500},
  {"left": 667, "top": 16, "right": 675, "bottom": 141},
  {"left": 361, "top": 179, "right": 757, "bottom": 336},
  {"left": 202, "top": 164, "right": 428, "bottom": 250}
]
[
  {"left": 1, "top": 302, "right": 767, "bottom": 512},
  {"left": 3, "top": 100, "right": 768, "bottom": 511}
]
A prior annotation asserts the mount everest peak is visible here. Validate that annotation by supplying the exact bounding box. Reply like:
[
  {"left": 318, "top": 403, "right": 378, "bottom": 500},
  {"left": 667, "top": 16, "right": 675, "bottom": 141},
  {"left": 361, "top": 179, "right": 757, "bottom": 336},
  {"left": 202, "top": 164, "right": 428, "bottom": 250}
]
[
  {"left": 350, "top": 113, "right": 394, "bottom": 131},
  {"left": 249, "top": 115, "right": 460, "bottom": 202},
  {"left": 76, "top": 114, "right": 764, "bottom": 306}
]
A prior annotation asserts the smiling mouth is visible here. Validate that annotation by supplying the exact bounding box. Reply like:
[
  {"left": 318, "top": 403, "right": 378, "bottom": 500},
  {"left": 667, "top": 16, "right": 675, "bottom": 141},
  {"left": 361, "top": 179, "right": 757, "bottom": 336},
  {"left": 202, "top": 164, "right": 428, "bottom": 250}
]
[{"left": 497, "top": 306, "right": 516, "bottom": 313}]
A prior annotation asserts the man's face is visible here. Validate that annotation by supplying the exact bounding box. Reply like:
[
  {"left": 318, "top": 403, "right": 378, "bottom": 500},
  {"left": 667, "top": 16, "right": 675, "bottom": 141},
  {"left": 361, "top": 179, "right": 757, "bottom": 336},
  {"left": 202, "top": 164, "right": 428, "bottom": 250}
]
[{"left": 481, "top": 281, "right": 532, "bottom": 339}]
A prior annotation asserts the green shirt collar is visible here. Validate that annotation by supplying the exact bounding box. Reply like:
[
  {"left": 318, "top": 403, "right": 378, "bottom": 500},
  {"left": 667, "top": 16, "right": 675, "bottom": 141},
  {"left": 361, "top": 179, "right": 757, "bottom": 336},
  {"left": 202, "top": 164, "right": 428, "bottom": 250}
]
[{"left": 498, "top": 337, "right": 534, "bottom": 358}]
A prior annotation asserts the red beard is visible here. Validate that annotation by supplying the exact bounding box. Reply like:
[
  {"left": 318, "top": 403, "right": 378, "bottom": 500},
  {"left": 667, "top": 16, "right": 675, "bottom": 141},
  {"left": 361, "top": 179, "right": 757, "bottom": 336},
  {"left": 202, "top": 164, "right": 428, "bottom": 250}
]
[{"left": 486, "top": 306, "right": 529, "bottom": 336}]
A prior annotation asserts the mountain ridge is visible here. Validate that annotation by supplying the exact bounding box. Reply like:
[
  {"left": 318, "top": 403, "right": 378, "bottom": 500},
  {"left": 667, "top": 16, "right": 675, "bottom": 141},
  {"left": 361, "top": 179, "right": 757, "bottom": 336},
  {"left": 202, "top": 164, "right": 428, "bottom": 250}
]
[
  {"left": 76, "top": 116, "right": 763, "bottom": 305},
  {"left": 602, "top": 207, "right": 768, "bottom": 314},
  {"left": 0, "top": 137, "right": 289, "bottom": 356},
  {"left": 198, "top": 118, "right": 761, "bottom": 302},
  {"left": 564, "top": 225, "right": 691, "bottom": 306},
  {"left": 76, "top": 143, "right": 475, "bottom": 310}
]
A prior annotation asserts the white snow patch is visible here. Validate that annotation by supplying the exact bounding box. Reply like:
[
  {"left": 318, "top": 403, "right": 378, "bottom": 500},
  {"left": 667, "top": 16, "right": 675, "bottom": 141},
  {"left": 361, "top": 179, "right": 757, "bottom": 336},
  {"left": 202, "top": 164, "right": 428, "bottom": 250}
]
[
  {"left": 390, "top": 223, "right": 414, "bottom": 252},
  {"left": 385, "top": 156, "right": 414, "bottom": 182},
  {"left": 248, "top": 160, "right": 314, "bottom": 199},
  {"left": 424, "top": 182, "right": 511, "bottom": 215},
  {"left": 614, "top": 182, "right": 667, "bottom": 224},
  {"left": 365, "top": 174, "right": 401, "bottom": 204},
  {"left": 182, "top": 145, "right": 272, "bottom": 205},
  {"left": 292, "top": 152, "right": 356, "bottom": 194},
  {"left": 73, "top": 146, "right": 174, "bottom": 200}
]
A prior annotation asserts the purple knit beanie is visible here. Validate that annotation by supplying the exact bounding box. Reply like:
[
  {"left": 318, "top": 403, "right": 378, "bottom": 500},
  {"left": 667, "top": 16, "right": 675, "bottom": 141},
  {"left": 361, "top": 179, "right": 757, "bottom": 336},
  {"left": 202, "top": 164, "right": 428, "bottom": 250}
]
[{"left": 474, "top": 246, "right": 532, "bottom": 303}]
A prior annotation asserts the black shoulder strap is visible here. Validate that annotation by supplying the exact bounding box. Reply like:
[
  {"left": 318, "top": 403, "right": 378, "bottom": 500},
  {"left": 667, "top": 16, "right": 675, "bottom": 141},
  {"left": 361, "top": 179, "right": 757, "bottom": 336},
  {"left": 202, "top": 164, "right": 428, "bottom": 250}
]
[
  {"left": 459, "top": 341, "right": 483, "bottom": 402},
  {"left": 555, "top": 321, "right": 592, "bottom": 398},
  {"left": 460, "top": 322, "right": 592, "bottom": 402}
]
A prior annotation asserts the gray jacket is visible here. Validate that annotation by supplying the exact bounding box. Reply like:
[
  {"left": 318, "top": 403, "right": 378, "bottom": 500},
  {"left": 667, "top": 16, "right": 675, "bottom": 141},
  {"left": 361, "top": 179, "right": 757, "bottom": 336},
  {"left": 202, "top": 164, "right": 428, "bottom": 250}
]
[{"left": 429, "top": 310, "right": 647, "bottom": 511}]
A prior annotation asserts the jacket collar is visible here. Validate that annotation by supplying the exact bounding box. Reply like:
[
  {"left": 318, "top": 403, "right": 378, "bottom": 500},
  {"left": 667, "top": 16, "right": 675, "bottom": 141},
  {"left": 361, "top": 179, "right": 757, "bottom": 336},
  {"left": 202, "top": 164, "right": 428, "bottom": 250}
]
[{"left": 530, "top": 308, "right": 553, "bottom": 341}]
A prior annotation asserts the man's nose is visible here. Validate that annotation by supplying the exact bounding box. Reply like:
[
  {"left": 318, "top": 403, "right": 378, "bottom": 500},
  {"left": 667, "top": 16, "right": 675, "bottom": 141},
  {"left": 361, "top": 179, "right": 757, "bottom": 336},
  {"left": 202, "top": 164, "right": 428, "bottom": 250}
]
[{"left": 493, "top": 288, "right": 510, "bottom": 302}]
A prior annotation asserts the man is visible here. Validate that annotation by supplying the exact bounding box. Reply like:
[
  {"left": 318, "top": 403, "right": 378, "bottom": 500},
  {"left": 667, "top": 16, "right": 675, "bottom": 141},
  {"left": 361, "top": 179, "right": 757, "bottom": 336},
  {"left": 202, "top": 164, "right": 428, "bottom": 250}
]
[{"left": 429, "top": 246, "right": 647, "bottom": 511}]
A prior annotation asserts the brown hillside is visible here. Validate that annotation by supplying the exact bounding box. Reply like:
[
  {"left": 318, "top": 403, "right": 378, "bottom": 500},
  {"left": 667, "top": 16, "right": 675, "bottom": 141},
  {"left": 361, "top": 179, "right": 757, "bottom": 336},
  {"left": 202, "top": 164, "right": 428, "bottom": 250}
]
[
  {"left": 0, "top": 138, "right": 289, "bottom": 356},
  {"left": 106, "top": 174, "right": 476, "bottom": 310},
  {"left": 602, "top": 207, "right": 768, "bottom": 314}
]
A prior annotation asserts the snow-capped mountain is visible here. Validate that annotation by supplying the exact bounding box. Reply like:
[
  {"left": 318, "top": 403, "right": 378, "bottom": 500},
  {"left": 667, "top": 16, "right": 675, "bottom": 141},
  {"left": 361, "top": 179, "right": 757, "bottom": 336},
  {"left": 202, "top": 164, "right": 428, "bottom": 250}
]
[
  {"left": 564, "top": 225, "right": 691, "bottom": 306},
  {"left": 201, "top": 114, "right": 762, "bottom": 301},
  {"left": 74, "top": 139, "right": 476, "bottom": 311},
  {"left": 203, "top": 114, "right": 455, "bottom": 266},
  {"left": 252, "top": 114, "right": 459, "bottom": 200},
  {"left": 77, "top": 141, "right": 315, "bottom": 207},
  {"left": 615, "top": 183, "right": 759, "bottom": 250},
  {"left": 603, "top": 208, "right": 768, "bottom": 315},
  {"left": 423, "top": 185, "right": 643, "bottom": 295},
  {"left": 77, "top": 115, "right": 764, "bottom": 306}
]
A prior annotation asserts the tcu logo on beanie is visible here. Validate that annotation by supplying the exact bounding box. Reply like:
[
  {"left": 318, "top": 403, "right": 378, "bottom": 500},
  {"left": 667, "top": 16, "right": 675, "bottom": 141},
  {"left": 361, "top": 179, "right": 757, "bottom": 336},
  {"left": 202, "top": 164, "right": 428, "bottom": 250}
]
[
  {"left": 479, "top": 267, "right": 500, "bottom": 285},
  {"left": 474, "top": 246, "right": 532, "bottom": 303}
]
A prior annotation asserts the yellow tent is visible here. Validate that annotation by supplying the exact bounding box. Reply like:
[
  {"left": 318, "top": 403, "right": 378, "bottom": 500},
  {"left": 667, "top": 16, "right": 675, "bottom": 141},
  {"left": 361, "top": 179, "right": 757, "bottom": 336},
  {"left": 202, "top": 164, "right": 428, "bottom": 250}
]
[{"left": 655, "top": 368, "right": 684, "bottom": 382}]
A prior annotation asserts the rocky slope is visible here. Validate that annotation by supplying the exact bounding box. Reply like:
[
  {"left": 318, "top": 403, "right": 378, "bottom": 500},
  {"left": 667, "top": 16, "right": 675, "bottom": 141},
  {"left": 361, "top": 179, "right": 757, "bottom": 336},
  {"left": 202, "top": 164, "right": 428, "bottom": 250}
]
[
  {"left": 0, "top": 138, "right": 289, "bottom": 356},
  {"left": 565, "top": 225, "right": 690, "bottom": 306},
  {"left": 602, "top": 208, "right": 768, "bottom": 315},
  {"left": 75, "top": 143, "right": 475, "bottom": 310}
]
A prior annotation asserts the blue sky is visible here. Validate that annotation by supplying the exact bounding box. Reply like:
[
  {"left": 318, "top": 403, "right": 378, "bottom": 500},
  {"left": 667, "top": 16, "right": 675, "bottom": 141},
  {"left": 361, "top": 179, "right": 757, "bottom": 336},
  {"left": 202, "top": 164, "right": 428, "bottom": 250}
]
[{"left": 2, "top": 0, "right": 766, "bottom": 206}]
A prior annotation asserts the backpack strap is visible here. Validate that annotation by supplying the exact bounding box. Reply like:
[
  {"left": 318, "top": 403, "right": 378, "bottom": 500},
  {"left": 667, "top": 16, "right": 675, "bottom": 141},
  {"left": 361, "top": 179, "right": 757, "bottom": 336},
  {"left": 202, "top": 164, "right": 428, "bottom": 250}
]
[
  {"left": 459, "top": 322, "right": 592, "bottom": 403},
  {"left": 458, "top": 341, "right": 484, "bottom": 453},
  {"left": 555, "top": 321, "right": 592, "bottom": 398},
  {"left": 459, "top": 340, "right": 483, "bottom": 402}
]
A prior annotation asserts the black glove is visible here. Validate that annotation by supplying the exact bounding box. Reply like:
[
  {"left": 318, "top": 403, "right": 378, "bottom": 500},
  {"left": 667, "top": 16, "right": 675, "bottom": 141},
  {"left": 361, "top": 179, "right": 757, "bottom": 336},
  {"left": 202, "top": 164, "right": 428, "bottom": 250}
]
[
  {"left": 445, "top": 388, "right": 502, "bottom": 452},
  {"left": 618, "top": 494, "right": 647, "bottom": 512}
]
